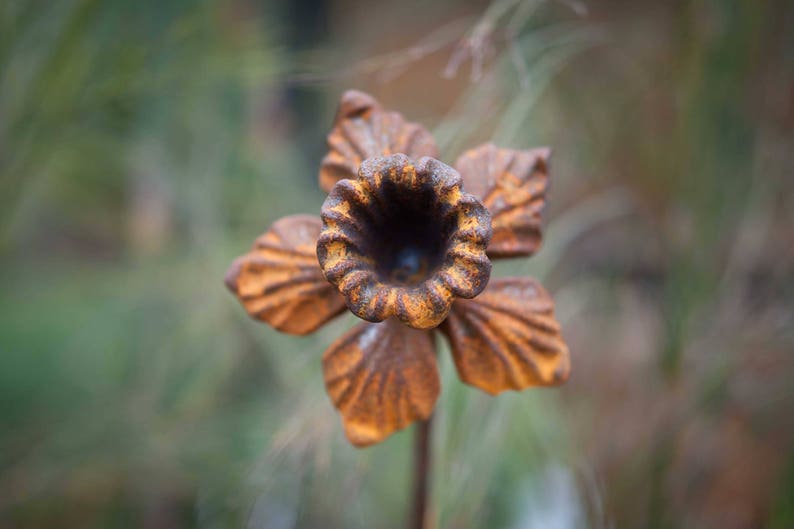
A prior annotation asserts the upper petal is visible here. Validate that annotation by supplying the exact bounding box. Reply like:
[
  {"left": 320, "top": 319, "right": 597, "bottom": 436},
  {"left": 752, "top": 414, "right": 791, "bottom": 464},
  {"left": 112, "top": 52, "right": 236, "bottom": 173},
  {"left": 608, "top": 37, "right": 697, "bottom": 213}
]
[
  {"left": 319, "top": 90, "right": 439, "bottom": 192},
  {"left": 440, "top": 277, "right": 570, "bottom": 395},
  {"left": 225, "top": 214, "right": 346, "bottom": 335},
  {"left": 454, "top": 143, "right": 550, "bottom": 258},
  {"left": 323, "top": 319, "right": 439, "bottom": 447}
]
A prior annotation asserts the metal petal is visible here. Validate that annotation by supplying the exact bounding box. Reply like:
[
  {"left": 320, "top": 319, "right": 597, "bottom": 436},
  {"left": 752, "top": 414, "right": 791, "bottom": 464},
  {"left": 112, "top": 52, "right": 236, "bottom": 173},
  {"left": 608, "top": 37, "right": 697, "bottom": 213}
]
[
  {"left": 323, "top": 319, "right": 439, "bottom": 447},
  {"left": 319, "top": 90, "right": 438, "bottom": 192},
  {"left": 225, "top": 214, "right": 346, "bottom": 335},
  {"left": 454, "top": 143, "right": 550, "bottom": 258},
  {"left": 441, "top": 277, "right": 570, "bottom": 395}
]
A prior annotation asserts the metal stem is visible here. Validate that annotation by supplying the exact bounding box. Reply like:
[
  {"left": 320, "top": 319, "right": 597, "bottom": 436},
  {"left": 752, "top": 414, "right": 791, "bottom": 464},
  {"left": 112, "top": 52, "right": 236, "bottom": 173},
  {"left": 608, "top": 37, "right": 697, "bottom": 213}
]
[{"left": 409, "top": 415, "right": 432, "bottom": 529}]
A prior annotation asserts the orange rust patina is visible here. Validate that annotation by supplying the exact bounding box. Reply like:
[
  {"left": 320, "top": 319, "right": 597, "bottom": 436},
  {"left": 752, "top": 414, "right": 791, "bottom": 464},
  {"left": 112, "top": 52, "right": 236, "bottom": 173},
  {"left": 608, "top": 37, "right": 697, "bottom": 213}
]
[
  {"left": 225, "top": 215, "right": 346, "bottom": 335},
  {"left": 442, "top": 277, "right": 570, "bottom": 395},
  {"left": 225, "top": 90, "right": 570, "bottom": 447},
  {"left": 316, "top": 154, "right": 492, "bottom": 330},
  {"left": 323, "top": 319, "right": 439, "bottom": 447},
  {"left": 455, "top": 143, "right": 550, "bottom": 258},
  {"left": 319, "top": 91, "right": 438, "bottom": 193}
]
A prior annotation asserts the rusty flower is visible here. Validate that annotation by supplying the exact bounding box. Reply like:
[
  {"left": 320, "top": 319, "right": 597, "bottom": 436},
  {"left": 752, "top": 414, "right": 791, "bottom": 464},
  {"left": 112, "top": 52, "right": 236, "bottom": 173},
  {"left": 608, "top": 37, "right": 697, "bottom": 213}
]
[{"left": 225, "top": 91, "right": 570, "bottom": 447}]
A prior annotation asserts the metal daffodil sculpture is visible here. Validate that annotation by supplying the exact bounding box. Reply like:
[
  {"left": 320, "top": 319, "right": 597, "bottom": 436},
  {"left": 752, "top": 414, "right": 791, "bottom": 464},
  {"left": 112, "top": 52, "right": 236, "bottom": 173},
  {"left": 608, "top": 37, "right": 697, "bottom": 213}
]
[{"left": 225, "top": 91, "right": 570, "bottom": 447}]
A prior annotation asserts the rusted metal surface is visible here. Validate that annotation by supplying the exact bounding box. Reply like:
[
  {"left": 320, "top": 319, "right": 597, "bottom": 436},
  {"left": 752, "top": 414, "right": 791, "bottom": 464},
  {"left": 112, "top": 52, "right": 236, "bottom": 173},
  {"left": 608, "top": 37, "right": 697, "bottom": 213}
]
[
  {"left": 319, "top": 90, "right": 439, "bottom": 192},
  {"left": 441, "top": 277, "right": 570, "bottom": 394},
  {"left": 454, "top": 143, "right": 550, "bottom": 258},
  {"left": 322, "top": 319, "right": 439, "bottom": 447},
  {"left": 224, "top": 214, "right": 347, "bottom": 335},
  {"left": 225, "top": 90, "right": 570, "bottom": 448},
  {"left": 317, "top": 153, "right": 492, "bottom": 330}
]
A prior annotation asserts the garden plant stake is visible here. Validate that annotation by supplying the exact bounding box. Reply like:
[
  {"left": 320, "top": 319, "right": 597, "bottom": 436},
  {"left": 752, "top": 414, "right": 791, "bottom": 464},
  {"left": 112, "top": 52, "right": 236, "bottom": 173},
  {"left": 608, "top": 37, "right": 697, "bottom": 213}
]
[{"left": 225, "top": 90, "right": 570, "bottom": 529}]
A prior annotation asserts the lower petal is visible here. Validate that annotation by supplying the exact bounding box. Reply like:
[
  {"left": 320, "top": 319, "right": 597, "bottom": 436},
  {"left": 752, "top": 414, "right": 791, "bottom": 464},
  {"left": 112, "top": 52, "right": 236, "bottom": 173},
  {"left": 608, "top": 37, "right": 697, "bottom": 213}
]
[
  {"left": 441, "top": 277, "right": 570, "bottom": 395},
  {"left": 322, "top": 319, "right": 439, "bottom": 447}
]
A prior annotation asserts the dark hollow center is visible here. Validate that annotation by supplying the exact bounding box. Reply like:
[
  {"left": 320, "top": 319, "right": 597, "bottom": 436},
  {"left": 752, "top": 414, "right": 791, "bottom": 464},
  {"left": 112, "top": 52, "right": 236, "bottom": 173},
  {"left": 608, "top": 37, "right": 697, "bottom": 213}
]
[{"left": 358, "top": 179, "right": 455, "bottom": 286}]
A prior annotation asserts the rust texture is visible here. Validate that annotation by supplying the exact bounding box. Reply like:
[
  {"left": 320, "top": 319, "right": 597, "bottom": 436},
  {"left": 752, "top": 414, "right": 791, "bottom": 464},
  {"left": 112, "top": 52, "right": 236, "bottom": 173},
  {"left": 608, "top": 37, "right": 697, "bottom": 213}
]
[
  {"left": 317, "top": 153, "right": 492, "bottom": 330},
  {"left": 441, "top": 277, "right": 570, "bottom": 394},
  {"left": 319, "top": 90, "right": 439, "bottom": 192},
  {"left": 454, "top": 143, "right": 550, "bottom": 258},
  {"left": 225, "top": 89, "right": 570, "bottom": 448},
  {"left": 225, "top": 214, "right": 347, "bottom": 335},
  {"left": 322, "top": 319, "right": 440, "bottom": 447}
]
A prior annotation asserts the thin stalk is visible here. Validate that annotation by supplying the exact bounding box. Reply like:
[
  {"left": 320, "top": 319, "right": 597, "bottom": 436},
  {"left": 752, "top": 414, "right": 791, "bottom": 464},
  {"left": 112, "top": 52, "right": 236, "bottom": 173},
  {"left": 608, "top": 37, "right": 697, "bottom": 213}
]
[{"left": 409, "top": 416, "right": 433, "bottom": 529}]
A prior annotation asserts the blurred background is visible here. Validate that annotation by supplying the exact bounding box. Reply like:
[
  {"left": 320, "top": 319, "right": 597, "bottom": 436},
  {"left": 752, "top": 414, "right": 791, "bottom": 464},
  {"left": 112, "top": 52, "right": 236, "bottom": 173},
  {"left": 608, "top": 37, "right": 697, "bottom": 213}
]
[{"left": 1, "top": 0, "right": 793, "bottom": 527}]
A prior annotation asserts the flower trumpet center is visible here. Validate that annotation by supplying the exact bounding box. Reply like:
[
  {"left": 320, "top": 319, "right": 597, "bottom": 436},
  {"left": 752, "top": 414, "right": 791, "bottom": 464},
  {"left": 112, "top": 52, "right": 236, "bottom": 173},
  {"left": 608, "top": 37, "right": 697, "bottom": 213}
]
[
  {"left": 363, "top": 182, "right": 451, "bottom": 286},
  {"left": 317, "top": 154, "right": 493, "bottom": 329}
]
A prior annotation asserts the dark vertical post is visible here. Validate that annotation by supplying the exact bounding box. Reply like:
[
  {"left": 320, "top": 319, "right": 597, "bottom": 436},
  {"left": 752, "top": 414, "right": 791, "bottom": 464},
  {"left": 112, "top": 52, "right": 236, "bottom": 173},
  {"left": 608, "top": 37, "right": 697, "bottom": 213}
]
[{"left": 409, "top": 416, "right": 432, "bottom": 529}]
